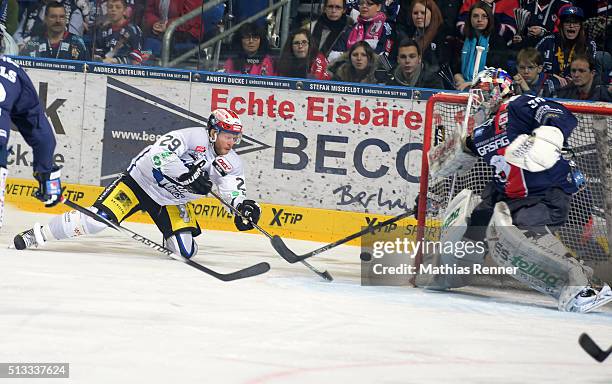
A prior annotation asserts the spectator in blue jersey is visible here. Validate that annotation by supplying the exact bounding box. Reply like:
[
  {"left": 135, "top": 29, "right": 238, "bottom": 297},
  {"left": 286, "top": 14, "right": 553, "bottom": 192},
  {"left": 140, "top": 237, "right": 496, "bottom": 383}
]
[
  {"left": 512, "top": 47, "right": 560, "bottom": 97},
  {"left": 13, "top": 0, "right": 90, "bottom": 48},
  {"left": 93, "top": 0, "right": 143, "bottom": 64},
  {"left": 0, "top": 55, "right": 62, "bottom": 226},
  {"left": 536, "top": 6, "right": 596, "bottom": 87},
  {"left": 510, "top": 0, "right": 571, "bottom": 49},
  {"left": 19, "top": 2, "right": 88, "bottom": 60}
]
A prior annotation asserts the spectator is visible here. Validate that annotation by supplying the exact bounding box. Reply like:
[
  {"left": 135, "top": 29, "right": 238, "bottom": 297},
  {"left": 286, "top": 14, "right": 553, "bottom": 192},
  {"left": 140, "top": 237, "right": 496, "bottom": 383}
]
[
  {"left": 277, "top": 28, "right": 331, "bottom": 80},
  {"left": 453, "top": 2, "right": 500, "bottom": 90},
  {"left": 310, "top": 0, "right": 354, "bottom": 59},
  {"left": 346, "top": 0, "right": 400, "bottom": 24},
  {"left": 557, "top": 54, "right": 611, "bottom": 101},
  {"left": 13, "top": 0, "right": 89, "bottom": 47},
  {"left": 223, "top": 22, "right": 276, "bottom": 76},
  {"left": 512, "top": 47, "right": 560, "bottom": 97},
  {"left": 386, "top": 38, "right": 443, "bottom": 89},
  {"left": 19, "top": 1, "right": 87, "bottom": 60},
  {"left": 457, "top": 0, "right": 517, "bottom": 44},
  {"left": 330, "top": 40, "right": 380, "bottom": 83},
  {"left": 396, "top": 0, "right": 448, "bottom": 73},
  {"left": 93, "top": 0, "right": 143, "bottom": 64},
  {"left": 328, "top": 0, "right": 394, "bottom": 64},
  {"left": 512, "top": 0, "right": 571, "bottom": 48},
  {"left": 143, "top": 0, "right": 202, "bottom": 60},
  {"left": 536, "top": 6, "right": 596, "bottom": 86}
]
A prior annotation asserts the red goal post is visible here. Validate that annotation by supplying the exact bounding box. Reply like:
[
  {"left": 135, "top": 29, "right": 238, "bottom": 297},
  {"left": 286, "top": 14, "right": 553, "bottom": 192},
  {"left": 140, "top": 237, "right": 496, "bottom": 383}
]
[{"left": 415, "top": 92, "right": 612, "bottom": 275}]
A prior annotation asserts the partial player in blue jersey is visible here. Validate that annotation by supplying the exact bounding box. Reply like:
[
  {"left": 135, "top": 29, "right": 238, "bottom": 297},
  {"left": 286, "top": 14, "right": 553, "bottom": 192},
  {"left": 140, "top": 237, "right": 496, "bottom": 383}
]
[
  {"left": 0, "top": 55, "right": 63, "bottom": 229},
  {"left": 426, "top": 67, "right": 611, "bottom": 313}
]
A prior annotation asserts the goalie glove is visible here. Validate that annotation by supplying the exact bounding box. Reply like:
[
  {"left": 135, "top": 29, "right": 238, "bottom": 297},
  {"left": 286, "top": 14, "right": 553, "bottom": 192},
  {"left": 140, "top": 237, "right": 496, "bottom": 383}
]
[
  {"left": 177, "top": 160, "right": 213, "bottom": 195},
  {"left": 34, "top": 165, "right": 62, "bottom": 207},
  {"left": 234, "top": 200, "right": 261, "bottom": 231},
  {"left": 505, "top": 125, "right": 564, "bottom": 172}
]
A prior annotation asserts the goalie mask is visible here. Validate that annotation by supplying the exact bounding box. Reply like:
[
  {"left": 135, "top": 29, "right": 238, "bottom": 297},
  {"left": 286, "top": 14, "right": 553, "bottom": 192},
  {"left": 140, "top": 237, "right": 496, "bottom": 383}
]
[
  {"left": 207, "top": 108, "right": 243, "bottom": 145},
  {"left": 471, "top": 67, "right": 514, "bottom": 117}
]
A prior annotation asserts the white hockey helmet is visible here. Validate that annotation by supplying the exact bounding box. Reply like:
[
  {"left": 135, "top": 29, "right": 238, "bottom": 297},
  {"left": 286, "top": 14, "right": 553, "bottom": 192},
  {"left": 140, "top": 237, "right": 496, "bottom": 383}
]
[
  {"left": 471, "top": 67, "right": 514, "bottom": 116},
  {"left": 207, "top": 108, "right": 243, "bottom": 144}
]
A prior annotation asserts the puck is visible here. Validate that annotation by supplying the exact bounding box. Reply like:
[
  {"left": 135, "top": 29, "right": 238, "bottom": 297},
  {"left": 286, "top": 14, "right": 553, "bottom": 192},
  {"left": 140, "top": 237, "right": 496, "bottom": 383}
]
[{"left": 360, "top": 252, "right": 372, "bottom": 262}]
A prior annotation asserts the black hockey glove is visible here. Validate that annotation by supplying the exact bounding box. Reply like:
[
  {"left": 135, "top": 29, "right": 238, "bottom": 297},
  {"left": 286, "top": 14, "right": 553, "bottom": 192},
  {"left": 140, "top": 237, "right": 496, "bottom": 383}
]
[
  {"left": 177, "top": 162, "right": 212, "bottom": 195},
  {"left": 34, "top": 165, "right": 62, "bottom": 207},
  {"left": 234, "top": 199, "right": 261, "bottom": 231}
]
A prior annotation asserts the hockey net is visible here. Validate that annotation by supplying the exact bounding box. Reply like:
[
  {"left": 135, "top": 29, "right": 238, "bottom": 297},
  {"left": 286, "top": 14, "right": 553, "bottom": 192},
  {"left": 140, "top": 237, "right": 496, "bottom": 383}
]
[{"left": 415, "top": 93, "right": 612, "bottom": 283}]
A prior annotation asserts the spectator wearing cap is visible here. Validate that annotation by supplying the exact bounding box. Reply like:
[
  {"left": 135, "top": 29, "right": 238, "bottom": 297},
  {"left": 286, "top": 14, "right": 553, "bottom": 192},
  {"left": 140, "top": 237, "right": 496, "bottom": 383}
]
[
  {"left": 557, "top": 54, "right": 611, "bottom": 102},
  {"left": 328, "top": 0, "right": 395, "bottom": 64},
  {"left": 511, "top": 0, "right": 571, "bottom": 49},
  {"left": 536, "top": 5, "right": 596, "bottom": 87}
]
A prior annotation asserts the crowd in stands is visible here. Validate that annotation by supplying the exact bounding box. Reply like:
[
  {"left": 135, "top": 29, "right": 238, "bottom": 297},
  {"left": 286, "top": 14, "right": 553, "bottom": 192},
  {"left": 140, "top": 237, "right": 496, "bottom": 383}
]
[{"left": 4, "top": 0, "right": 612, "bottom": 101}]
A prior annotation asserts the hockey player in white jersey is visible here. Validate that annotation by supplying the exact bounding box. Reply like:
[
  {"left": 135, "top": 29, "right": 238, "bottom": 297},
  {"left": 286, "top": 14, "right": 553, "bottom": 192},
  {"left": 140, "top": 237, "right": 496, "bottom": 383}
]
[
  {"left": 426, "top": 68, "right": 611, "bottom": 313},
  {"left": 14, "top": 108, "right": 262, "bottom": 259}
]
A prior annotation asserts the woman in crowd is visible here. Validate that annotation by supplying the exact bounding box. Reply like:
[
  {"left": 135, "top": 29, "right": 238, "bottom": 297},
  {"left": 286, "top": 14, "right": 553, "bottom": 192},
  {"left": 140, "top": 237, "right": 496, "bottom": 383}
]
[
  {"left": 223, "top": 22, "right": 276, "bottom": 76},
  {"left": 395, "top": 0, "right": 448, "bottom": 72},
  {"left": 386, "top": 38, "right": 444, "bottom": 89},
  {"left": 276, "top": 29, "right": 331, "bottom": 80},
  {"left": 310, "top": 0, "right": 354, "bottom": 59},
  {"left": 536, "top": 6, "right": 596, "bottom": 87},
  {"left": 328, "top": 0, "right": 394, "bottom": 64},
  {"left": 453, "top": 2, "right": 498, "bottom": 90},
  {"left": 330, "top": 40, "right": 379, "bottom": 83}
]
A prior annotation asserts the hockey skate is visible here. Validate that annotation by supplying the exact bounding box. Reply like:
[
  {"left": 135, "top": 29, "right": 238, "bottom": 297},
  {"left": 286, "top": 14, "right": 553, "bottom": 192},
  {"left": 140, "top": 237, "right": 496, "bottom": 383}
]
[
  {"left": 13, "top": 223, "right": 47, "bottom": 250},
  {"left": 564, "top": 284, "right": 612, "bottom": 313}
]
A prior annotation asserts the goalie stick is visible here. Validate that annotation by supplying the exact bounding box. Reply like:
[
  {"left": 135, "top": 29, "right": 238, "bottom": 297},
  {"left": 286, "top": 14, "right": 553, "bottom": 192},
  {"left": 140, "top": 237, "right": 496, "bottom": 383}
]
[
  {"left": 61, "top": 198, "right": 270, "bottom": 282},
  {"left": 270, "top": 209, "right": 414, "bottom": 263},
  {"left": 579, "top": 333, "right": 612, "bottom": 362},
  {"left": 208, "top": 190, "right": 333, "bottom": 282}
]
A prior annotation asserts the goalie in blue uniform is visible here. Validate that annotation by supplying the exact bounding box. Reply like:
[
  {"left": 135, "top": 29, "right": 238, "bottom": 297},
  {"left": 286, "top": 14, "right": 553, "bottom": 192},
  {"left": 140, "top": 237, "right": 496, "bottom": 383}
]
[{"left": 426, "top": 67, "right": 611, "bottom": 313}]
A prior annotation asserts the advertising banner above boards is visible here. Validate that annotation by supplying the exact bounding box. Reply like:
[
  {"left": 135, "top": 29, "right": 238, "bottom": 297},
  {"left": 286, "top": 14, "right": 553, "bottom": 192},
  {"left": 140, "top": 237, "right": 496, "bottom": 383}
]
[{"left": 6, "top": 57, "right": 452, "bottom": 243}]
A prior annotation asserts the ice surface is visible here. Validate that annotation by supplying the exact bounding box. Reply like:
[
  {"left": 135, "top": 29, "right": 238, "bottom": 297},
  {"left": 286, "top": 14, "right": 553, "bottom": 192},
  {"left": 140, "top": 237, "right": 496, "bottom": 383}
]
[{"left": 1, "top": 205, "right": 611, "bottom": 383}]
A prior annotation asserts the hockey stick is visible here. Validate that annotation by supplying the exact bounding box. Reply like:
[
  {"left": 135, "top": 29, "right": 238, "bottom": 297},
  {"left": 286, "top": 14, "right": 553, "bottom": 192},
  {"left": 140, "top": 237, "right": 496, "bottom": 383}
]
[
  {"left": 579, "top": 333, "right": 612, "bottom": 362},
  {"left": 270, "top": 209, "right": 414, "bottom": 263},
  {"left": 208, "top": 190, "right": 333, "bottom": 281},
  {"left": 61, "top": 198, "right": 270, "bottom": 282}
]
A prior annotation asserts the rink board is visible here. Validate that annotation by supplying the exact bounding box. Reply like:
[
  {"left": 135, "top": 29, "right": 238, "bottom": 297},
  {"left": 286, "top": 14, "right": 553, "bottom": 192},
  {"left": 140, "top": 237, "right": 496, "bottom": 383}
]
[{"left": 5, "top": 178, "right": 418, "bottom": 244}]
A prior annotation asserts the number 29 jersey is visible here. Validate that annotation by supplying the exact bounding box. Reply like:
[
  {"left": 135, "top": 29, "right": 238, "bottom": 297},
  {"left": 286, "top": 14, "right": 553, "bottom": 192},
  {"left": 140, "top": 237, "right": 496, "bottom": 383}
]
[{"left": 126, "top": 127, "right": 247, "bottom": 207}]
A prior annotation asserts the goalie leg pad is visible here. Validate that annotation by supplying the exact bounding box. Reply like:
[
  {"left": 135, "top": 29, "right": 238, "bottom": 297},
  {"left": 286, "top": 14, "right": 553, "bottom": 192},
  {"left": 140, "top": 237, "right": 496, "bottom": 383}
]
[
  {"left": 487, "top": 202, "right": 591, "bottom": 301},
  {"left": 428, "top": 189, "right": 487, "bottom": 289},
  {"left": 47, "top": 208, "right": 109, "bottom": 240},
  {"left": 165, "top": 230, "right": 199, "bottom": 259}
]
